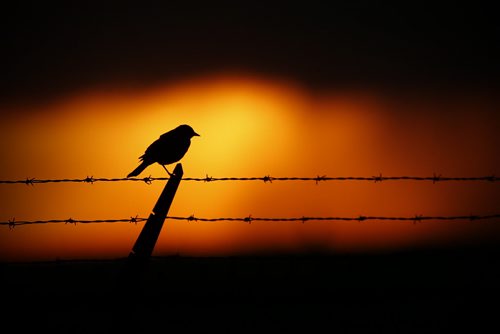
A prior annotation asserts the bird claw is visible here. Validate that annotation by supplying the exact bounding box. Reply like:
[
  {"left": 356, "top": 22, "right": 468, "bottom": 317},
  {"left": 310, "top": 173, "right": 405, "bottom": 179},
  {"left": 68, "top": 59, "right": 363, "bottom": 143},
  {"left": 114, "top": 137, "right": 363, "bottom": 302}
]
[{"left": 162, "top": 165, "right": 174, "bottom": 177}]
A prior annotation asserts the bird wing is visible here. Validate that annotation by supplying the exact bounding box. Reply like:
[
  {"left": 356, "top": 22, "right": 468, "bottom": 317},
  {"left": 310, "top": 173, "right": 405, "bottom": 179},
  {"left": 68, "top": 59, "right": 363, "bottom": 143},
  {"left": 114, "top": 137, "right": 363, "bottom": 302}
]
[
  {"left": 159, "top": 128, "right": 176, "bottom": 140},
  {"left": 143, "top": 138, "right": 163, "bottom": 159}
]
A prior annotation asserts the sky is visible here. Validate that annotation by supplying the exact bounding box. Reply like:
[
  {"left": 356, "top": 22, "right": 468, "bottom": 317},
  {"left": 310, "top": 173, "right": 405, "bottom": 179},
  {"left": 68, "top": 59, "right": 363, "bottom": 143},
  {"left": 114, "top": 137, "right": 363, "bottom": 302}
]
[{"left": 1, "top": 3, "right": 499, "bottom": 261}]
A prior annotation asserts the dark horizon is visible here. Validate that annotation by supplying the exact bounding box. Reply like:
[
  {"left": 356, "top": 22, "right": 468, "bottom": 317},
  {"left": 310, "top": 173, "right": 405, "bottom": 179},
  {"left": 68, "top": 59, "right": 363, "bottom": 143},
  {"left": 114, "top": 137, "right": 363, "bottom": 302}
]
[{"left": 3, "top": 244, "right": 500, "bottom": 332}]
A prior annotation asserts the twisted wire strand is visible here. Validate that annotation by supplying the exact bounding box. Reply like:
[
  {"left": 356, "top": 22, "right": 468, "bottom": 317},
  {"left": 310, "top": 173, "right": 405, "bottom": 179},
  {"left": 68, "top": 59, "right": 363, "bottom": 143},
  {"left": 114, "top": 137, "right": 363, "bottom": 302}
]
[
  {"left": 1, "top": 174, "right": 498, "bottom": 185},
  {"left": 3, "top": 214, "right": 500, "bottom": 228}
]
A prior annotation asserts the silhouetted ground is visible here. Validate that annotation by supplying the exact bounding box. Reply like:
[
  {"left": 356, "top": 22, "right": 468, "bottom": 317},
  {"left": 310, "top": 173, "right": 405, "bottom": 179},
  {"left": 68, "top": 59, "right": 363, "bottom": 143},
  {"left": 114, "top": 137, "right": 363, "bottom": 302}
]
[{"left": 1, "top": 246, "right": 499, "bottom": 333}]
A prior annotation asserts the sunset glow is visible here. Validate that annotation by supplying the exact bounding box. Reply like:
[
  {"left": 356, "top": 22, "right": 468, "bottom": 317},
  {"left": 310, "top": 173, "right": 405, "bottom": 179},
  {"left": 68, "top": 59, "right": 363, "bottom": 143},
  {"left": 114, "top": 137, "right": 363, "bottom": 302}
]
[{"left": 1, "top": 75, "right": 499, "bottom": 261}]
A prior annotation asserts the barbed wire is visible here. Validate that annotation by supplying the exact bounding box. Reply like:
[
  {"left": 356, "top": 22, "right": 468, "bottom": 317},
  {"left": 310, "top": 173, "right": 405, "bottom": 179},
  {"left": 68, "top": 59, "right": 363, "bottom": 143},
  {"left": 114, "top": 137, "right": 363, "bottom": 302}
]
[
  {"left": 0, "top": 174, "right": 498, "bottom": 185},
  {"left": 2, "top": 214, "right": 500, "bottom": 229}
]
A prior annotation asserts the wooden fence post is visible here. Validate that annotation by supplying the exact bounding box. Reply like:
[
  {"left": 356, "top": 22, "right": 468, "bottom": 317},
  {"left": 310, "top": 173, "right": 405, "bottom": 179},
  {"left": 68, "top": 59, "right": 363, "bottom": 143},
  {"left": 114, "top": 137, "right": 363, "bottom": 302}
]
[{"left": 127, "top": 163, "right": 183, "bottom": 265}]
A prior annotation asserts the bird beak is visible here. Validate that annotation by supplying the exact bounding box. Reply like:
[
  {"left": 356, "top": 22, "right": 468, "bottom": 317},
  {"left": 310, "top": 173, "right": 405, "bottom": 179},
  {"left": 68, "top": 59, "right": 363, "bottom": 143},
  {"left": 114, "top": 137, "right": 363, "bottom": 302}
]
[{"left": 193, "top": 132, "right": 200, "bottom": 137}]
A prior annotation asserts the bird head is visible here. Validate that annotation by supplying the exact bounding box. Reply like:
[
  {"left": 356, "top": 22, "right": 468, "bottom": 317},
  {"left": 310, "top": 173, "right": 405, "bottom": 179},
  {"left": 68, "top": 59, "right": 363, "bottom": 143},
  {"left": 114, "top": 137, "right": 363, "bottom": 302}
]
[{"left": 176, "top": 124, "right": 200, "bottom": 138}]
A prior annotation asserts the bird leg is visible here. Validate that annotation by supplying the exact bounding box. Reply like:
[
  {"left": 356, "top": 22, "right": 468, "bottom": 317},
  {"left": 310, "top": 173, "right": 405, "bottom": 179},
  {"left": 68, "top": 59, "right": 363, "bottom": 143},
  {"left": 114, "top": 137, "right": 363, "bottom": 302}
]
[{"left": 162, "top": 165, "right": 174, "bottom": 176}]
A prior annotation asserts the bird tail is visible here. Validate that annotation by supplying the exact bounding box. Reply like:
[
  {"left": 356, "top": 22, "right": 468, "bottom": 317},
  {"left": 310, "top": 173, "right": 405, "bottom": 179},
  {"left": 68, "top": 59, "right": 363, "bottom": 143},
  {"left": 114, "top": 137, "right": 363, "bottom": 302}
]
[{"left": 127, "top": 161, "right": 149, "bottom": 178}]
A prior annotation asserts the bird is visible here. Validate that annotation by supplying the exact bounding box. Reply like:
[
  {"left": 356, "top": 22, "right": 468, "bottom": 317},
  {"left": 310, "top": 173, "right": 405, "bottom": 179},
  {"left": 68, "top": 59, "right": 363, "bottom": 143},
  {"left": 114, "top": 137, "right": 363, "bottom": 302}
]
[{"left": 127, "top": 124, "right": 200, "bottom": 178}]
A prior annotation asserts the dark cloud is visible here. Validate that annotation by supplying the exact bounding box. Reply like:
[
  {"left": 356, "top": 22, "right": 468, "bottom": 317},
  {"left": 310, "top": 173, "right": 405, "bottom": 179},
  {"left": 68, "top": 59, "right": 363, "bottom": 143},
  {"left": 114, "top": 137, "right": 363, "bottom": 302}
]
[{"left": 1, "top": 2, "right": 498, "bottom": 105}]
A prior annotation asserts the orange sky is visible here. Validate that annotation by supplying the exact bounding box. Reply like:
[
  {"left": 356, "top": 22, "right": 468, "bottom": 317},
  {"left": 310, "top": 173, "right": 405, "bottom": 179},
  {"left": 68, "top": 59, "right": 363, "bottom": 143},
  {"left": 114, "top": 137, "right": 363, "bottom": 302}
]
[{"left": 1, "top": 74, "right": 499, "bottom": 261}]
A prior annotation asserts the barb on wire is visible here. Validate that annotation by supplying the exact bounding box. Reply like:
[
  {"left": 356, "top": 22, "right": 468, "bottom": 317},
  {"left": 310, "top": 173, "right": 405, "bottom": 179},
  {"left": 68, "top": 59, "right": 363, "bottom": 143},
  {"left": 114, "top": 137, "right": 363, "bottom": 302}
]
[
  {"left": 129, "top": 215, "right": 139, "bottom": 225},
  {"left": 244, "top": 215, "right": 253, "bottom": 224},
  {"left": 315, "top": 175, "right": 327, "bottom": 184},
  {"left": 25, "top": 178, "right": 35, "bottom": 186},
  {"left": 143, "top": 175, "right": 154, "bottom": 185},
  {"left": 1, "top": 174, "right": 499, "bottom": 185},
  {"left": 84, "top": 176, "right": 94, "bottom": 184},
  {"left": 413, "top": 214, "right": 423, "bottom": 224},
  {"left": 8, "top": 218, "right": 15, "bottom": 230},
  {"left": 65, "top": 218, "right": 76, "bottom": 225},
  {"left": 2, "top": 214, "right": 499, "bottom": 227},
  {"left": 263, "top": 175, "right": 273, "bottom": 183}
]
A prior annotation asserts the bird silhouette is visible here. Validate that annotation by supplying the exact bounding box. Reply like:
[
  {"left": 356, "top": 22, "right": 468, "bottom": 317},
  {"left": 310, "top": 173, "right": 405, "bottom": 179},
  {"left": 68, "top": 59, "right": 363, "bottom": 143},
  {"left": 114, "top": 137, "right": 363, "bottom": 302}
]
[{"left": 127, "top": 124, "right": 200, "bottom": 177}]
